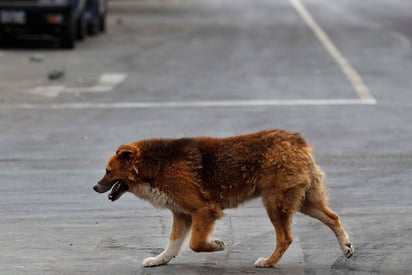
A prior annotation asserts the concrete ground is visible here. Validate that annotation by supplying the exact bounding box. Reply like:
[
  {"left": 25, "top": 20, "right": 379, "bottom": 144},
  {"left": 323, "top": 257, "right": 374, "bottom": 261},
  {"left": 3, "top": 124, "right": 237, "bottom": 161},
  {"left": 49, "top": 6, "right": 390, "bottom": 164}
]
[{"left": 0, "top": 0, "right": 411, "bottom": 274}]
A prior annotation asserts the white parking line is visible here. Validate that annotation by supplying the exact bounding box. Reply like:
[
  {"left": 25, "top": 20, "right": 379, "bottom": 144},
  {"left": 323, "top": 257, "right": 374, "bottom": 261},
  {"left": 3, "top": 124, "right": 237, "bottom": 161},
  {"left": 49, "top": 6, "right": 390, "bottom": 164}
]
[
  {"left": 63, "top": 73, "right": 127, "bottom": 93},
  {"left": 4, "top": 98, "right": 376, "bottom": 109},
  {"left": 26, "top": 85, "right": 65, "bottom": 97},
  {"left": 25, "top": 73, "right": 127, "bottom": 97},
  {"left": 289, "top": 0, "right": 375, "bottom": 101}
]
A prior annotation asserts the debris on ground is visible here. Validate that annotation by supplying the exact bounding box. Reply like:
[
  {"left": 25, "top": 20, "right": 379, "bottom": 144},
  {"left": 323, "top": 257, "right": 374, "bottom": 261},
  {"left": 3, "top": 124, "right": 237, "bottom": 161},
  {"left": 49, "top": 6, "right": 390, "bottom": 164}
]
[{"left": 48, "top": 69, "right": 65, "bottom": 80}]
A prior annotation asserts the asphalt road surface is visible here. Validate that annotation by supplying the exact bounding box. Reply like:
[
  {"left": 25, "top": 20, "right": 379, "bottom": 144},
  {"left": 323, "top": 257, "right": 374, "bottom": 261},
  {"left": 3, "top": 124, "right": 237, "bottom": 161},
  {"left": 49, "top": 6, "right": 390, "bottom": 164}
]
[{"left": 1, "top": 0, "right": 411, "bottom": 274}]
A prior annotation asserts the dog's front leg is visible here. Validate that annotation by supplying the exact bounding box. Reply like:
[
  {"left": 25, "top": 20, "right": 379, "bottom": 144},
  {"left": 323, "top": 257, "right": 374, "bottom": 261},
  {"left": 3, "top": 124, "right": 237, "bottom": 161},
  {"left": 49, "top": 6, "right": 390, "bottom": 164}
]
[
  {"left": 189, "top": 206, "right": 225, "bottom": 252},
  {"left": 143, "top": 212, "right": 192, "bottom": 267}
]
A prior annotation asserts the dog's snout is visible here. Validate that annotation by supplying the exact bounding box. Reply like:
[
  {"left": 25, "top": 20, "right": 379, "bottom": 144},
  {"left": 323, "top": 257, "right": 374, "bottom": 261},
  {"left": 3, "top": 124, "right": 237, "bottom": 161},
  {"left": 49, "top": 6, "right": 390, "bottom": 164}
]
[{"left": 93, "top": 184, "right": 103, "bottom": 193}]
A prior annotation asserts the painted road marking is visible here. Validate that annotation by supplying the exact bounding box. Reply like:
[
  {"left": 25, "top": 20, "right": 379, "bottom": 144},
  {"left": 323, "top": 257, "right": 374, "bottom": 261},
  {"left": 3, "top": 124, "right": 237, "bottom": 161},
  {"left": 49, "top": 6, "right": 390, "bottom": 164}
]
[
  {"left": 4, "top": 98, "right": 376, "bottom": 109},
  {"left": 64, "top": 73, "right": 127, "bottom": 93},
  {"left": 26, "top": 85, "right": 65, "bottom": 97},
  {"left": 289, "top": 0, "right": 375, "bottom": 101},
  {"left": 25, "top": 73, "right": 127, "bottom": 97}
]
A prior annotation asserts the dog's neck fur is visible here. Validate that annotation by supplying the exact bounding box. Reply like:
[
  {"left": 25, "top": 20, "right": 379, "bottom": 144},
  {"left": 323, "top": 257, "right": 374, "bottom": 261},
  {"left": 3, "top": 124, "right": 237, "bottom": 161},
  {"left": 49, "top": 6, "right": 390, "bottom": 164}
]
[{"left": 130, "top": 183, "right": 185, "bottom": 214}]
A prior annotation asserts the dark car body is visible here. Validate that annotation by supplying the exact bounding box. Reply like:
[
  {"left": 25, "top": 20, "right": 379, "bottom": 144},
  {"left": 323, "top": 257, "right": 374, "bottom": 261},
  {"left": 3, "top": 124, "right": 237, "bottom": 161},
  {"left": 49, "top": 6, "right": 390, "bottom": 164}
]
[{"left": 0, "top": 0, "right": 87, "bottom": 48}]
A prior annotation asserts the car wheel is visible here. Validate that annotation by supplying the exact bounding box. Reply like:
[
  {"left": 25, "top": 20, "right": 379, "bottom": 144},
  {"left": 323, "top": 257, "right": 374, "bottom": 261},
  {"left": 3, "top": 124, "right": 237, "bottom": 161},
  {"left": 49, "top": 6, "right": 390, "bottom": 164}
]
[
  {"left": 76, "top": 11, "right": 87, "bottom": 40},
  {"left": 0, "top": 32, "right": 6, "bottom": 43},
  {"left": 0, "top": 29, "right": 13, "bottom": 43},
  {"left": 88, "top": 17, "right": 99, "bottom": 35},
  {"left": 99, "top": 14, "right": 106, "bottom": 33},
  {"left": 61, "top": 21, "right": 76, "bottom": 49}
]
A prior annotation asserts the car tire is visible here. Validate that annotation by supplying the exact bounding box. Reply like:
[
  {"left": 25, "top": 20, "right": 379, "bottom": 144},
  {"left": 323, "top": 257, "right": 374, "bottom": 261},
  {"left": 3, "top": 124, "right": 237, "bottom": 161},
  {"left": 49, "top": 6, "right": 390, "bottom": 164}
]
[
  {"left": 0, "top": 32, "right": 5, "bottom": 43},
  {"left": 0, "top": 30, "right": 13, "bottom": 43},
  {"left": 61, "top": 21, "right": 76, "bottom": 49},
  {"left": 76, "top": 11, "right": 87, "bottom": 40},
  {"left": 99, "top": 14, "right": 106, "bottom": 33},
  {"left": 88, "top": 17, "right": 99, "bottom": 35}
]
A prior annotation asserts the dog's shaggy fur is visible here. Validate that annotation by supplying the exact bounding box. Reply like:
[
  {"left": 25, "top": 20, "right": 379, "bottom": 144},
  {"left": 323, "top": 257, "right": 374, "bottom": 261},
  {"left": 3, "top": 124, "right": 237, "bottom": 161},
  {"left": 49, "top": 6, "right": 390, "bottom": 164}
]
[{"left": 94, "top": 129, "right": 354, "bottom": 267}]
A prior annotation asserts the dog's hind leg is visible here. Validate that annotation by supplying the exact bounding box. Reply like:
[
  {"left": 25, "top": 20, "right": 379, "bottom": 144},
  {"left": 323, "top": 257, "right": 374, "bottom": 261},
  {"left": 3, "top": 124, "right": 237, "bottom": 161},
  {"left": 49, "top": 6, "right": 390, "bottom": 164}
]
[
  {"left": 255, "top": 211, "right": 294, "bottom": 267},
  {"left": 300, "top": 180, "right": 355, "bottom": 258},
  {"left": 255, "top": 199, "right": 294, "bottom": 267},
  {"left": 143, "top": 212, "right": 192, "bottom": 267}
]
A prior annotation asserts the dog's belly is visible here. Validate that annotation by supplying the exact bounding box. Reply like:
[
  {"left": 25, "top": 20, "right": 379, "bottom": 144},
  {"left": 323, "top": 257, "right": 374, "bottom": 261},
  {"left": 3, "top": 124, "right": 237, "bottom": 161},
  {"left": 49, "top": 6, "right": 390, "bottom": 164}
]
[
  {"left": 219, "top": 188, "right": 261, "bottom": 209},
  {"left": 208, "top": 177, "right": 260, "bottom": 209}
]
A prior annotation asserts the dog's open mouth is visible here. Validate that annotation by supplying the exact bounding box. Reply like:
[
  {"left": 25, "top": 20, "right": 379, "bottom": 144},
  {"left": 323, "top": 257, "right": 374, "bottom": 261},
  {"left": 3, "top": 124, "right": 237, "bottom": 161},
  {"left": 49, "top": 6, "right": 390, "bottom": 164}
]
[{"left": 108, "top": 181, "right": 129, "bottom": 201}]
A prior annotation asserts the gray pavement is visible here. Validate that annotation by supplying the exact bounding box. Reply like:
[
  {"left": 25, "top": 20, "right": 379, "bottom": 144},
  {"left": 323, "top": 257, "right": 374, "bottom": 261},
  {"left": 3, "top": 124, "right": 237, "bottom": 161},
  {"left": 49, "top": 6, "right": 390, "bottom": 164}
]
[{"left": 1, "top": 0, "right": 411, "bottom": 273}]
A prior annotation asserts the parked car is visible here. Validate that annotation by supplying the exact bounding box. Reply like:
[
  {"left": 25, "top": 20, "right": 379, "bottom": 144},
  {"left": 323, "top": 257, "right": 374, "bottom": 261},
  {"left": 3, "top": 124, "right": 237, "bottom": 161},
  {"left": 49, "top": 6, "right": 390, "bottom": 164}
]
[
  {"left": 85, "top": 0, "right": 106, "bottom": 35},
  {"left": 0, "top": 0, "right": 87, "bottom": 49}
]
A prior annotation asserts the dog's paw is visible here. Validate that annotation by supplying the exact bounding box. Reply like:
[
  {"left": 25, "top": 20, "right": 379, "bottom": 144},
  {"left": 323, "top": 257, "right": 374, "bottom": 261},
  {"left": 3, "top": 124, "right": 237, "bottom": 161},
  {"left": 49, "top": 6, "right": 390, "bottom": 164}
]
[
  {"left": 343, "top": 243, "right": 355, "bottom": 258},
  {"left": 212, "top": 240, "right": 226, "bottom": 251},
  {"left": 255, "top": 257, "right": 273, "bottom": 268},
  {"left": 143, "top": 256, "right": 171, "bottom": 267}
]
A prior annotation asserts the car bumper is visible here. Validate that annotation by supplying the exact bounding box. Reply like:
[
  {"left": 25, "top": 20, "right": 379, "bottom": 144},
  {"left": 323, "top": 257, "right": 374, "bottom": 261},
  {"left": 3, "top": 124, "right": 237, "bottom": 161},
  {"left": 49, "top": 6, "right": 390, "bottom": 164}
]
[{"left": 0, "top": 5, "right": 72, "bottom": 36}]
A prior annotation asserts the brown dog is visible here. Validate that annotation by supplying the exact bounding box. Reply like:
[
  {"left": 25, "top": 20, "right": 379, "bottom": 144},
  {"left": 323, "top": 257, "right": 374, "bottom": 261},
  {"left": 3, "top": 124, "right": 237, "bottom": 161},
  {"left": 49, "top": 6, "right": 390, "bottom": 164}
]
[{"left": 93, "top": 129, "right": 354, "bottom": 267}]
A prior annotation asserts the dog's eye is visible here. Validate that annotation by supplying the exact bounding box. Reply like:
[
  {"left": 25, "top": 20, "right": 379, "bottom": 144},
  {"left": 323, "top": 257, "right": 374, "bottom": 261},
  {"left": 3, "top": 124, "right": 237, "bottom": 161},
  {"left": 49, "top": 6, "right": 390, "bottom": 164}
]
[{"left": 106, "top": 169, "right": 112, "bottom": 176}]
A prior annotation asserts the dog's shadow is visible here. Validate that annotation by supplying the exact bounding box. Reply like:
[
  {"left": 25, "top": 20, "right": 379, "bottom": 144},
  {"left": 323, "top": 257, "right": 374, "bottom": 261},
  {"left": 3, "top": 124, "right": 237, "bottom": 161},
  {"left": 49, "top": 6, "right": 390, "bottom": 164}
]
[{"left": 139, "top": 262, "right": 299, "bottom": 275}]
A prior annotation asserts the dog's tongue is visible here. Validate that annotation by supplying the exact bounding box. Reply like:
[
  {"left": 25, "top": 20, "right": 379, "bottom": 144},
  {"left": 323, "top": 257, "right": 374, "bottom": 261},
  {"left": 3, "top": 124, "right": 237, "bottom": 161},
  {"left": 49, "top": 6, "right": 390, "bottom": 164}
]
[{"left": 108, "top": 182, "right": 122, "bottom": 201}]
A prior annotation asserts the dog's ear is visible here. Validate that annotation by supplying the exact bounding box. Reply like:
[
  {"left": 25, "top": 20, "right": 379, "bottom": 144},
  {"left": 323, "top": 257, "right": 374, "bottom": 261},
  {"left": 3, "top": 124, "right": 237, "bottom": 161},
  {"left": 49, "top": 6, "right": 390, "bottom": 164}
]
[{"left": 116, "top": 144, "right": 137, "bottom": 161}]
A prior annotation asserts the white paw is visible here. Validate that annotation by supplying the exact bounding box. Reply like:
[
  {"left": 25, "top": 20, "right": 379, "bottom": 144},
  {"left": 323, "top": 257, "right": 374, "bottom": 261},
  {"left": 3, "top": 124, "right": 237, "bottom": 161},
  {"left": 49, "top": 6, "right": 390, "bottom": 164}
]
[
  {"left": 143, "top": 256, "right": 172, "bottom": 267},
  {"left": 255, "top": 257, "right": 269, "bottom": 268},
  {"left": 342, "top": 243, "right": 355, "bottom": 258},
  {"left": 212, "top": 240, "right": 226, "bottom": 251}
]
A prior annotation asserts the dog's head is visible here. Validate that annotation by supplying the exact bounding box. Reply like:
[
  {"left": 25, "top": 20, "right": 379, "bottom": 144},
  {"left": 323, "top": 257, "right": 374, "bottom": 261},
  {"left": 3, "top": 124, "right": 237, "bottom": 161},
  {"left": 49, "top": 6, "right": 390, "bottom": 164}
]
[{"left": 93, "top": 144, "right": 140, "bottom": 201}]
